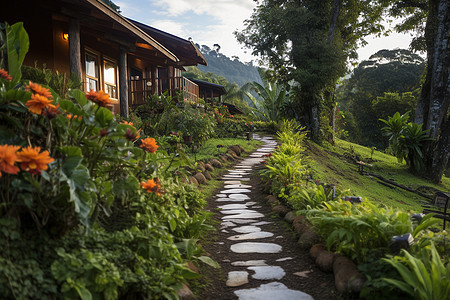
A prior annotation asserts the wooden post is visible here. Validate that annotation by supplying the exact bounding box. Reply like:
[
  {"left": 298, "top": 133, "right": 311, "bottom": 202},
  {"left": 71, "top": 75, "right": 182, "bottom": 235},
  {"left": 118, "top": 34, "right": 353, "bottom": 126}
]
[
  {"left": 152, "top": 66, "right": 159, "bottom": 95},
  {"left": 119, "top": 47, "right": 128, "bottom": 118},
  {"left": 210, "top": 89, "right": 214, "bottom": 104},
  {"left": 68, "top": 18, "right": 82, "bottom": 80}
]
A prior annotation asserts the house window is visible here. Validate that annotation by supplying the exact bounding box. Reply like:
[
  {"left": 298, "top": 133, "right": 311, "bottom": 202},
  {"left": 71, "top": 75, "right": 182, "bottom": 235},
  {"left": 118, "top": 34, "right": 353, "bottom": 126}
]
[
  {"left": 103, "top": 60, "right": 117, "bottom": 99},
  {"left": 85, "top": 51, "right": 99, "bottom": 92}
]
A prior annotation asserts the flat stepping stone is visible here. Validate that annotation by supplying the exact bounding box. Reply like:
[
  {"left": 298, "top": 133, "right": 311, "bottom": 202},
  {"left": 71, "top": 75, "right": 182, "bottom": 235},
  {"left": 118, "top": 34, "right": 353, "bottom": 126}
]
[
  {"left": 234, "top": 282, "right": 313, "bottom": 300},
  {"left": 224, "top": 180, "right": 244, "bottom": 185},
  {"left": 220, "top": 209, "right": 258, "bottom": 215},
  {"left": 294, "top": 270, "right": 312, "bottom": 278},
  {"left": 224, "top": 184, "right": 252, "bottom": 189},
  {"left": 251, "top": 221, "right": 272, "bottom": 226},
  {"left": 221, "top": 221, "right": 237, "bottom": 228},
  {"left": 232, "top": 226, "right": 261, "bottom": 233},
  {"left": 276, "top": 257, "right": 294, "bottom": 262},
  {"left": 228, "top": 231, "right": 274, "bottom": 241},
  {"left": 220, "top": 189, "right": 251, "bottom": 194},
  {"left": 222, "top": 177, "right": 250, "bottom": 181},
  {"left": 229, "top": 194, "right": 250, "bottom": 200},
  {"left": 229, "top": 170, "right": 250, "bottom": 174},
  {"left": 226, "top": 271, "right": 249, "bottom": 287},
  {"left": 230, "top": 242, "right": 282, "bottom": 254},
  {"left": 223, "top": 174, "right": 244, "bottom": 178},
  {"left": 216, "top": 197, "right": 245, "bottom": 202},
  {"left": 216, "top": 194, "right": 228, "bottom": 198},
  {"left": 245, "top": 201, "right": 257, "bottom": 206},
  {"left": 248, "top": 266, "right": 285, "bottom": 280},
  {"left": 218, "top": 204, "right": 249, "bottom": 210},
  {"left": 222, "top": 212, "right": 264, "bottom": 219},
  {"left": 258, "top": 148, "right": 275, "bottom": 151},
  {"left": 225, "top": 219, "right": 258, "bottom": 224},
  {"left": 232, "top": 260, "right": 267, "bottom": 267}
]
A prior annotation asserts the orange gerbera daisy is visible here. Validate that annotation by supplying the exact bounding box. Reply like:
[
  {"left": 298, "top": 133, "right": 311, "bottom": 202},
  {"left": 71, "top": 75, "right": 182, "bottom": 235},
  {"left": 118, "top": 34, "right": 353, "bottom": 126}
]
[
  {"left": 26, "top": 94, "right": 56, "bottom": 115},
  {"left": 0, "top": 69, "right": 12, "bottom": 81},
  {"left": 0, "top": 145, "right": 21, "bottom": 178},
  {"left": 26, "top": 81, "right": 53, "bottom": 99},
  {"left": 17, "top": 146, "right": 54, "bottom": 175},
  {"left": 85, "top": 90, "right": 113, "bottom": 107},
  {"left": 140, "top": 179, "right": 162, "bottom": 196},
  {"left": 140, "top": 137, "right": 158, "bottom": 153}
]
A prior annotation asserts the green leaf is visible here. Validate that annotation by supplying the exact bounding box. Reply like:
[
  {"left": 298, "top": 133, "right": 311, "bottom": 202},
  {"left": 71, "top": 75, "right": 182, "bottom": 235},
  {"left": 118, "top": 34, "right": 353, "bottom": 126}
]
[
  {"left": 6, "top": 22, "right": 29, "bottom": 84},
  {"left": 95, "top": 106, "right": 113, "bottom": 127},
  {"left": 197, "top": 256, "right": 220, "bottom": 268},
  {"left": 69, "top": 89, "right": 88, "bottom": 106},
  {"left": 168, "top": 218, "right": 177, "bottom": 232}
]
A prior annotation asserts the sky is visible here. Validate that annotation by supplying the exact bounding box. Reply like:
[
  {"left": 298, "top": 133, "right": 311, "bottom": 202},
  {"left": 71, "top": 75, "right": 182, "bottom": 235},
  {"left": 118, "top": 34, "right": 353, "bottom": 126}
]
[{"left": 116, "top": 0, "right": 418, "bottom": 64}]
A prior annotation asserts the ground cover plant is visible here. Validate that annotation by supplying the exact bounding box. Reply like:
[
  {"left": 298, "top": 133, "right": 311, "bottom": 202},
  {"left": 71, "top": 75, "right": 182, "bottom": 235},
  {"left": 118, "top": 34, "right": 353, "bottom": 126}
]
[
  {"left": 0, "top": 22, "right": 219, "bottom": 299},
  {"left": 260, "top": 120, "right": 449, "bottom": 299}
]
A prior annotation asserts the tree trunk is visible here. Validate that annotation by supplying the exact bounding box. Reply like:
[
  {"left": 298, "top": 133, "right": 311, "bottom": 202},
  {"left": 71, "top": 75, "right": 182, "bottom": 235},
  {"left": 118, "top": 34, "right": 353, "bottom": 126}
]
[
  {"left": 328, "top": 0, "right": 342, "bottom": 45},
  {"left": 420, "top": 0, "right": 450, "bottom": 183}
]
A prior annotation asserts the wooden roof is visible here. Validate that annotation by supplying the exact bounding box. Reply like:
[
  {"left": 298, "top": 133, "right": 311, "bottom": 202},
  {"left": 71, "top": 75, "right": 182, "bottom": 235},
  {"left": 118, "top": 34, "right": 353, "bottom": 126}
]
[
  {"left": 52, "top": 0, "right": 179, "bottom": 63},
  {"left": 191, "top": 79, "right": 227, "bottom": 95},
  {"left": 129, "top": 19, "right": 207, "bottom": 67}
]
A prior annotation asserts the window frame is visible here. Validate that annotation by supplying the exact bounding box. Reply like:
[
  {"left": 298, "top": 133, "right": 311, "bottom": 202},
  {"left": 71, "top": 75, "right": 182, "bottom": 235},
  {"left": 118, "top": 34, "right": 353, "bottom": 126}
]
[
  {"left": 84, "top": 48, "right": 100, "bottom": 92},
  {"left": 103, "top": 57, "right": 118, "bottom": 100}
]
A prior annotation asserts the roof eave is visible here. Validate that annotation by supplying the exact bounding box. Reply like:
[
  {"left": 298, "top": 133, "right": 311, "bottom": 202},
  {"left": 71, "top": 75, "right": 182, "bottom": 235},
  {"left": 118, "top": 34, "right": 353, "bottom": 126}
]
[{"left": 85, "top": 0, "right": 179, "bottom": 63}]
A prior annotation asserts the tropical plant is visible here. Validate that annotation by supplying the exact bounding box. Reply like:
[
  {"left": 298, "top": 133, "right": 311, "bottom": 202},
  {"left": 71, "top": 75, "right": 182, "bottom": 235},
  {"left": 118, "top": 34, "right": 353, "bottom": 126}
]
[
  {"left": 380, "top": 112, "right": 431, "bottom": 171},
  {"left": 243, "top": 68, "right": 287, "bottom": 122},
  {"left": 382, "top": 242, "right": 450, "bottom": 300},
  {"left": 400, "top": 122, "right": 431, "bottom": 172},
  {"left": 379, "top": 112, "right": 410, "bottom": 162}
]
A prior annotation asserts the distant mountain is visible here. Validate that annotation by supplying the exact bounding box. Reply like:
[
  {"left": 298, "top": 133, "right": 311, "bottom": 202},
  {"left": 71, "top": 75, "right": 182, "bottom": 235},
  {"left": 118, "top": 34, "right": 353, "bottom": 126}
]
[{"left": 195, "top": 44, "right": 262, "bottom": 87}]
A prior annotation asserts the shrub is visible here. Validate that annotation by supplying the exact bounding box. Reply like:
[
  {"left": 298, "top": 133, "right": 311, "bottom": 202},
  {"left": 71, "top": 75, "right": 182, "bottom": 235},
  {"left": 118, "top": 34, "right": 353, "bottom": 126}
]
[{"left": 382, "top": 242, "right": 450, "bottom": 300}]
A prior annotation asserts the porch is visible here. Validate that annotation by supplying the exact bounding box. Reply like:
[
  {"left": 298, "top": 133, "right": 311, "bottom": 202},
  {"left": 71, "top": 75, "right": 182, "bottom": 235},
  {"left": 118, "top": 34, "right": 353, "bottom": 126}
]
[{"left": 129, "top": 76, "right": 199, "bottom": 107}]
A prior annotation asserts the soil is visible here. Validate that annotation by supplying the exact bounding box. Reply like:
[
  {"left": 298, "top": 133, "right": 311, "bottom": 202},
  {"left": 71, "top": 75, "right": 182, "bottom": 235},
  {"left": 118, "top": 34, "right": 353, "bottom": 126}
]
[{"left": 194, "top": 163, "right": 339, "bottom": 299}]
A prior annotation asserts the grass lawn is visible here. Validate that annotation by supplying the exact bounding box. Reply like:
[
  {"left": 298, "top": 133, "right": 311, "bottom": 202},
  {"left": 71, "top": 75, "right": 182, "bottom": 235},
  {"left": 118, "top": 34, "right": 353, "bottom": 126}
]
[
  {"left": 306, "top": 138, "right": 449, "bottom": 212},
  {"left": 188, "top": 138, "right": 263, "bottom": 162}
]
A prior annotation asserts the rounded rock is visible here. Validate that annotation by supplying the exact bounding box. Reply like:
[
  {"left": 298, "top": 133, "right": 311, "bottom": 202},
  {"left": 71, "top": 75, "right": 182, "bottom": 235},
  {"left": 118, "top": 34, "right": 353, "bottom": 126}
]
[
  {"left": 205, "top": 163, "right": 215, "bottom": 172},
  {"left": 210, "top": 159, "right": 223, "bottom": 168},
  {"left": 284, "top": 211, "right": 297, "bottom": 224},
  {"left": 194, "top": 172, "right": 207, "bottom": 185},
  {"left": 203, "top": 170, "right": 212, "bottom": 180}
]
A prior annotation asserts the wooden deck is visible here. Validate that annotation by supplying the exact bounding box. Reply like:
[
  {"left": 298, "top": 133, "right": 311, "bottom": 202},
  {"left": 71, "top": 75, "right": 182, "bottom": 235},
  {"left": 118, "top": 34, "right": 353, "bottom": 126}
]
[{"left": 129, "top": 76, "right": 198, "bottom": 106}]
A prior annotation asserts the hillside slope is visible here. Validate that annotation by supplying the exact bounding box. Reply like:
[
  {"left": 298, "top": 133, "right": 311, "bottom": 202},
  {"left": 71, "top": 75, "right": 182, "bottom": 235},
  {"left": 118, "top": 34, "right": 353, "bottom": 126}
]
[
  {"left": 195, "top": 44, "right": 262, "bottom": 86},
  {"left": 306, "top": 139, "right": 449, "bottom": 212}
]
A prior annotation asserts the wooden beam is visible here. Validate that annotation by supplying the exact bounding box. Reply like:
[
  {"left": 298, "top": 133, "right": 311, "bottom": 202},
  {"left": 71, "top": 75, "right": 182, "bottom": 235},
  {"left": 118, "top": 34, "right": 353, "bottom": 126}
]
[
  {"left": 68, "top": 18, "right": 82, "bottom": 80},
  {"left": 119, "top": 47, "right": 129, "bottom": 117}
]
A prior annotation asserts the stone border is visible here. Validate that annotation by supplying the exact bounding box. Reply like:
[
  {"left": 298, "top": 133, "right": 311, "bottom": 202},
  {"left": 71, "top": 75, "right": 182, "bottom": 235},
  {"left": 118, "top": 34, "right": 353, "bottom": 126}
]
[{"left": 264, "top": 195, "right": 365, "bottom": 294}]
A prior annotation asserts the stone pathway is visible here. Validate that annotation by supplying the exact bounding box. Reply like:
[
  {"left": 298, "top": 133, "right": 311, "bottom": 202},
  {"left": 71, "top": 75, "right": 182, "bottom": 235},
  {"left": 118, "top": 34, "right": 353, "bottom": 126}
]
[{"left": 213, "top": 135, "right": 314, "bottom": 300}]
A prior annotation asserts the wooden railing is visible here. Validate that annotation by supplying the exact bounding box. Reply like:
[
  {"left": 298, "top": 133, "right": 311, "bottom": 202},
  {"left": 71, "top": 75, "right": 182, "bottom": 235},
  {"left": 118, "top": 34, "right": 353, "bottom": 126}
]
[{"left": 129, "top": 76, "right": 199, "bottom": 107}]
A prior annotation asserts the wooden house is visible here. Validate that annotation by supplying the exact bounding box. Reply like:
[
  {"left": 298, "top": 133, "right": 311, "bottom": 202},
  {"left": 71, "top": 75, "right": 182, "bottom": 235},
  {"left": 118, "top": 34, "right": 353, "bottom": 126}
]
[{"left": 1, "top": 0, "right": 207, "bottom": 117}]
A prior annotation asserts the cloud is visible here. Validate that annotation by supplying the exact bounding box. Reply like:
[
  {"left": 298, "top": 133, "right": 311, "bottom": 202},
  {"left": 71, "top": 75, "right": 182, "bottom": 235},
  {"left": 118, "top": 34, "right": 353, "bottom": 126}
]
[{"left": 148, "top": 19, "right": 189, "bottom": 38}]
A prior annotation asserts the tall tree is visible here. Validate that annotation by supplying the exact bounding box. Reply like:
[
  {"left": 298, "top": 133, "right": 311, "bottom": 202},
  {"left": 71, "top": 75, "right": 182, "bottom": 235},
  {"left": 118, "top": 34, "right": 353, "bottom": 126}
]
[
  {"left": 235, "top": 0, "right": 386, "bottom": 140},
  {"left": 385, "top": 0, "right": 449, "bottom": 182}
]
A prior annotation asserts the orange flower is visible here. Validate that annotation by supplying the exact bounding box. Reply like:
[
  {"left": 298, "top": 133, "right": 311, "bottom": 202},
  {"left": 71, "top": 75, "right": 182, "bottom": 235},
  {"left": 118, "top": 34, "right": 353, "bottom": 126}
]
[
  {"left": 0, "top": 69, "right": 12, "bottom": 81},
  {"left": 122, "top": 121, "right": 135, "bottom": 126},
  {"left": 85, "top": 90, "right": 113, "bottom": 107},
  {"left": 140, "top": 137, "right": 158, "bottom": 153},
  {"left": 66, "top": 113, "right": 82, "bottom": 120},
  {"left": 17, "top": 146, "right": 54, "bottom": 175},
  {"left": 140, "top": 179, "right": 162, "bottom": 196},
  {"left": 26, "top": 94, "right": 56, "bottom": 115},
  {"left": 43, "top": 104, "right": 61, "bottom": 119},
  {"left": 0, "top": 145, "right": 21, "bottom": 178},
  {"left": 26, "top": 82, "right": 53, "bottom": 99}
]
